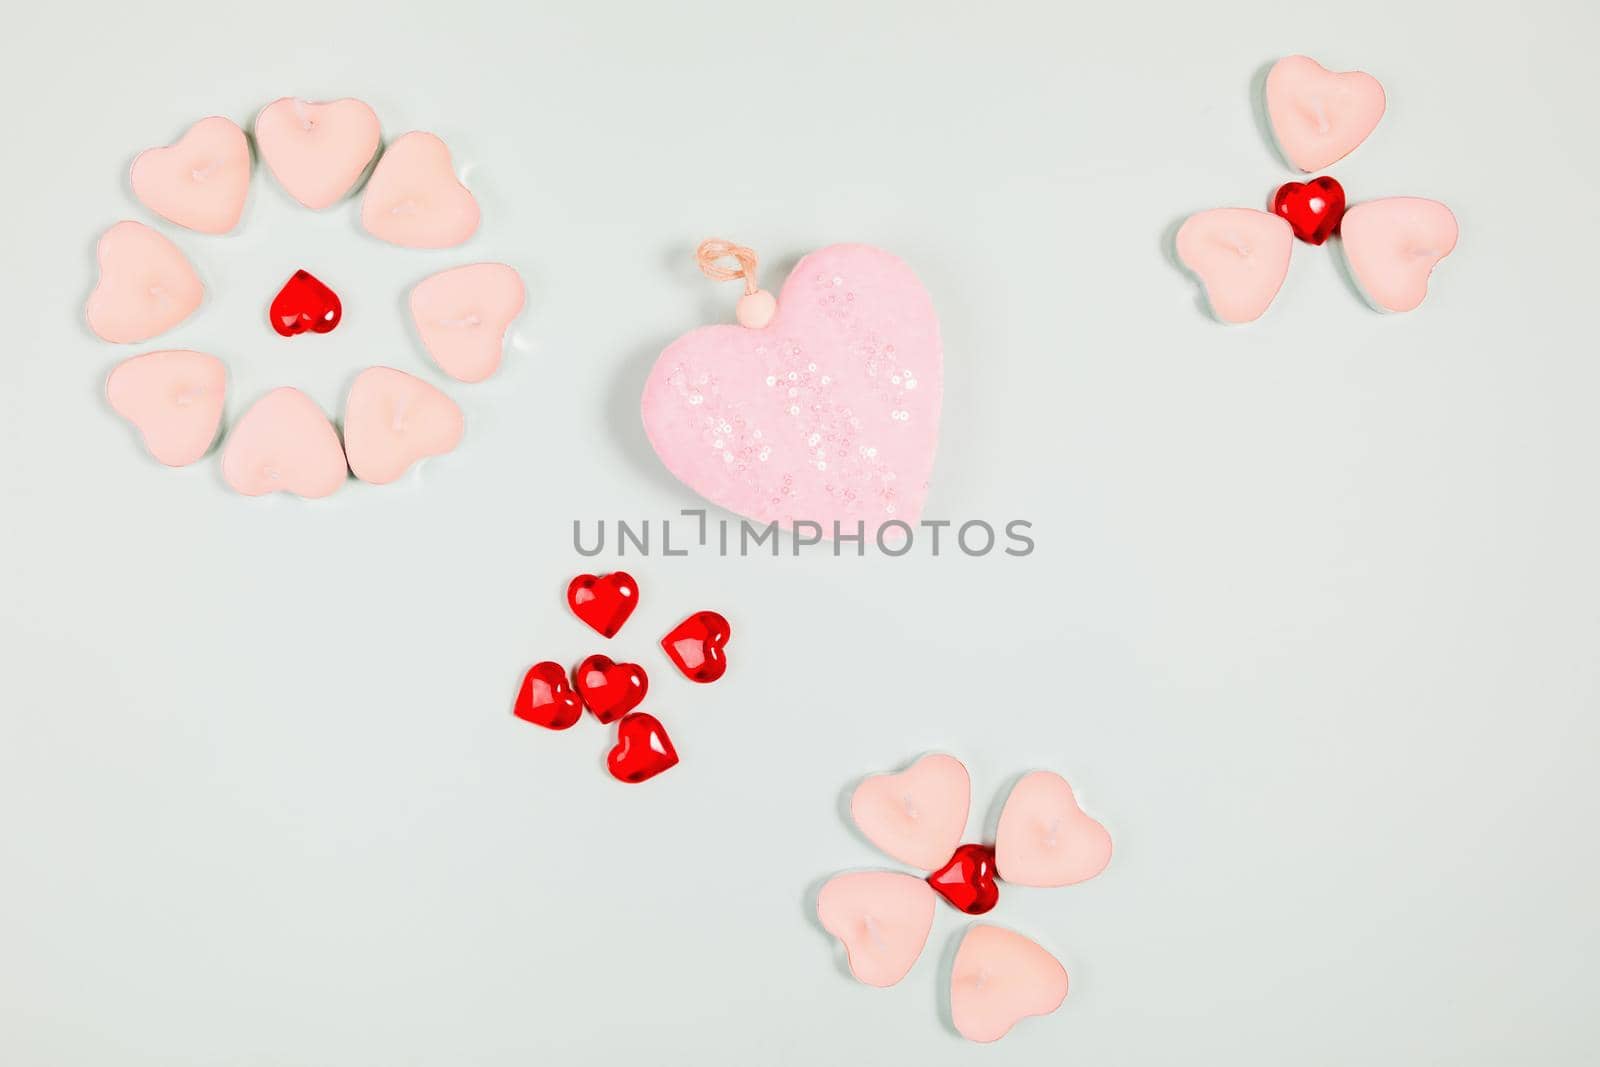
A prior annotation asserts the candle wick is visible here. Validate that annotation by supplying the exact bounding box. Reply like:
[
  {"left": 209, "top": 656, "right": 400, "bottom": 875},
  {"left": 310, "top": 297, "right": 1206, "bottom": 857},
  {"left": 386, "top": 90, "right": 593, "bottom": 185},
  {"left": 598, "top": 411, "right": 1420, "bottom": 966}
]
[{"left": 1311, "top": 98, "right": 1331, "bottom": 135}]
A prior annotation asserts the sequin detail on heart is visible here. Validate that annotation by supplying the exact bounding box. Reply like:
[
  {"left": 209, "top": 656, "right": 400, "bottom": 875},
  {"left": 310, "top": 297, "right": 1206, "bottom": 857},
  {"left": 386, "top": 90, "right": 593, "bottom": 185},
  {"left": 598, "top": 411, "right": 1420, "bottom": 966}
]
[{"left": 641, "top": 241, "right": 942, "bottom": 534}]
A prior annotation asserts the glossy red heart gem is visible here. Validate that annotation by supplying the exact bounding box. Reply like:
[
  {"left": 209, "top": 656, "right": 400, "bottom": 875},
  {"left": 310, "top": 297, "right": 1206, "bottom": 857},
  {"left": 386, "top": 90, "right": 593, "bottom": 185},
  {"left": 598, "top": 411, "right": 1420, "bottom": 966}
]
[
  {"left": 606, "top": 712, "right": 678, "bottom": 783},
  {"left": 567, "top": 572, "right": 638, "bottom": 638},
  {"left": 926, "top": 843, "right": 1000, "bottom": 915},
  {"left": 574, "top": 654, "right": 648, "bottom": 724},
  {"left": 269, "top": 269, "right": 342, "bottom": 336},
  {"left": 512, "top": 661, "right": 582, "bottom": 730},
  {"left": 1271, "top": 176, "right": 1346, "bottom": 245},
  {"left": 660, "top": 610, "right": 730, "bottom": 683}
]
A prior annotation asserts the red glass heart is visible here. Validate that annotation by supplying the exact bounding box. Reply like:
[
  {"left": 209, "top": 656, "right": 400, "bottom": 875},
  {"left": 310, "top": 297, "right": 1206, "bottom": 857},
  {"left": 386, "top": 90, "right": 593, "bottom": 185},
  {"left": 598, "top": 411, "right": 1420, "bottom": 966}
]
[
  {"left": 660, "top": 610, "right": 730, "bottom": 683},
  {"left": 567, "top": 572, "right": 638, "bottom": 638},
  {"left": 512, "top": 661, "right": 582, "bottom": 730},
  {"left": 927, "top": 843, "right": 1000, "bottom": 915},
  {"left": 606, "top": 712, "right": 678, "bottom": 783},
  {"left": 574, "top": 654, "right": 648, "bottom": 724},
  {"left": 269, "top": 269, "right": 342, "bottom": 336},
  {"left": 1271, "top": 176, "right": 1346, "bottom": 245}
]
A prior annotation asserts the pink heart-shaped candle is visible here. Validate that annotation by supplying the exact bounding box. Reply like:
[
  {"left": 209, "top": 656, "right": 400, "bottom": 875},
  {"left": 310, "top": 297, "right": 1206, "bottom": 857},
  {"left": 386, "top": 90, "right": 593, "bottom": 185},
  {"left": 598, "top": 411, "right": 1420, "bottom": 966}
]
[
  {"left": 994, "top": 770, "right": 1113, "bottom": 887},
  {"left": 408, "top": 263, "right": 526, "bottom": 382},
  {"left": 105, "top": 349, "right": 225, "bottom": 466},
  {"left": 816, "top": 871, "right": 936, "bottom": 988},
  {"left": 255, "top": 97, "right": 381, "bottom": 210},
  {"left": 1265, "top": 55, "right": 1386, "bottom": 173},
  {"left": 949, "top": 924, "right": 1069, "bottom": 1043},
  {"left": 1175, "top": 209, "right": 1294, "bottom": 324},
  {"left": 641, "top": 244, "right": 942, "bottom": 533},
  {"left": 360, "top": 131, "right": 479, "bottom": 248},
  {"left": 343, "top": 366, "right": 464, "bottom": 484},
  {"left": 222, "top": 387, "right": 347, "bottom": 499},
  {"left": 850, "top": 753, "right": 970, "bottom": 871},
  {"left": 129, "top": 116, "right": 251, "bottom": 234},
  {"left": 85, "top": 221, "right": 204, "bottom": 343},
  {"left": 1340, "top": 197, "right": 1458, "bottom": 313}
]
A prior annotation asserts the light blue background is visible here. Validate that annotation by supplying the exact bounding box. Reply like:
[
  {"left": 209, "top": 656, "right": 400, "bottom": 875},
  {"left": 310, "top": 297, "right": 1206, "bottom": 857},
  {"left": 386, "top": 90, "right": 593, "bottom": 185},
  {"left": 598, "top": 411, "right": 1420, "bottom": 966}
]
[{"left": 3, "top": 1, "right": 1596, "bottom": 1063}]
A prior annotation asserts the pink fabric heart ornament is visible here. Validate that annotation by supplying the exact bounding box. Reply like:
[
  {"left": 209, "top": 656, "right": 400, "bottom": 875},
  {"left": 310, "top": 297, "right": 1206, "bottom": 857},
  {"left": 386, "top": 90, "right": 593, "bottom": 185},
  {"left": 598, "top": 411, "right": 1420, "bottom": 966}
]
[{"left": 641, "top": 244, "right": 942, "bottom": 534}]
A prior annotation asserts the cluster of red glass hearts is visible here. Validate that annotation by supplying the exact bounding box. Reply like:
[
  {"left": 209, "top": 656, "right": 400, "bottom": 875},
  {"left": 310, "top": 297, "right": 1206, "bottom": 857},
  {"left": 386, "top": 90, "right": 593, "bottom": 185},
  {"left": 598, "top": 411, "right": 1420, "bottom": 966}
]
[
  {"left": 1271, "top": 175, "right": 1347, "bottom": 244},
  {"left": 513, "top": 571, "right": 731, "bottom": 784}
]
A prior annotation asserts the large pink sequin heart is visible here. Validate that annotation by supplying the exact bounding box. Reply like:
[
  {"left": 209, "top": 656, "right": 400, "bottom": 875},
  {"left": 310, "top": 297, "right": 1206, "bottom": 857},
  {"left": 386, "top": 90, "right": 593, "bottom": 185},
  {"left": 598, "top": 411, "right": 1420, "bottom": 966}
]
[{"left": 641, "top": 245, "right": 942, "bottom": 533}]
